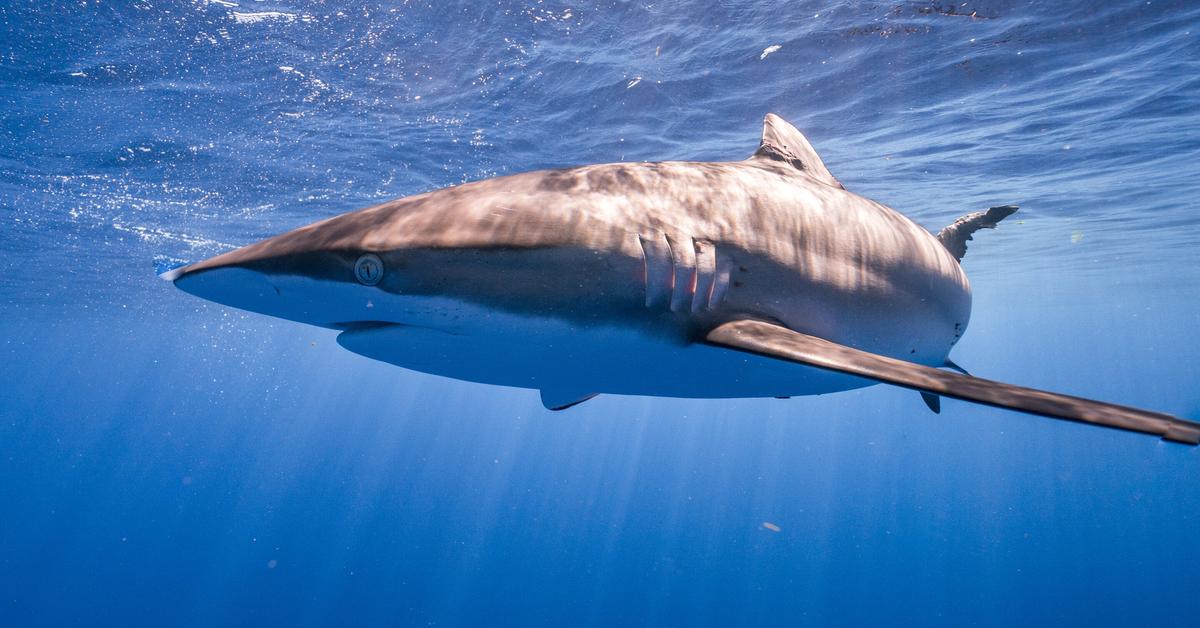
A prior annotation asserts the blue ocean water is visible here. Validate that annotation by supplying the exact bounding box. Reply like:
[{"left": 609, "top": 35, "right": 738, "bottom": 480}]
[{"left": 2, "top": 0, "right": 1199, "bottom": 624}]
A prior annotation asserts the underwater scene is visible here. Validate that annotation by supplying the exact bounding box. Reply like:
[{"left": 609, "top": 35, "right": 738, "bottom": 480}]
[{"left": 2, "top": 1, "right": 1199, "bottom": 625}]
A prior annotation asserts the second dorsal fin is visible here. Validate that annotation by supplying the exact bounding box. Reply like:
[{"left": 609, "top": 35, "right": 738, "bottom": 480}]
[{"left": 753, "top": 113, "right": 844, "bottom": 189}]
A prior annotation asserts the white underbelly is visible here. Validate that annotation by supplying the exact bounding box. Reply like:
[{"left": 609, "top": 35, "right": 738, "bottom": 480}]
[{"left": 336, "top": 313, "right": 878, "bottom": 399}]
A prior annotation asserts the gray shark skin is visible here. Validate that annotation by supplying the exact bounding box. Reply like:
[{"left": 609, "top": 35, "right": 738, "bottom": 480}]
[{"left": 165, "top": 114, "right": 1200, "bottom": 444}]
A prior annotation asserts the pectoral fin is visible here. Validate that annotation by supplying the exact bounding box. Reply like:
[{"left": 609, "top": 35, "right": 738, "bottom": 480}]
[{"left": 706, "top": 319, "right": 1200, "bottom": 444}]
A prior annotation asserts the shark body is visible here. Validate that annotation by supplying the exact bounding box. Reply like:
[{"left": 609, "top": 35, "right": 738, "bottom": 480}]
[{"left": 166, "top": 114, "right": 1200, "bottom": 443}]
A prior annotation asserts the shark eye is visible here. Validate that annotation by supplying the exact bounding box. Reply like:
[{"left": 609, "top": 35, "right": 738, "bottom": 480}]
[{"left": 354, "top": 253, "right": 384, "bottom": 286}]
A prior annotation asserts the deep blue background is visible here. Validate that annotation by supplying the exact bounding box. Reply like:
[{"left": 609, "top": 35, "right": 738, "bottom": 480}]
[{"left": 3, "top": 1, "right": 1199, "bottom": 625}]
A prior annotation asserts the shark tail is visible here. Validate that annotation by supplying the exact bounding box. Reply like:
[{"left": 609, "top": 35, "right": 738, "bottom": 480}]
[{"left": 936, "top": 205, "right": 1019, "bottom": 261}]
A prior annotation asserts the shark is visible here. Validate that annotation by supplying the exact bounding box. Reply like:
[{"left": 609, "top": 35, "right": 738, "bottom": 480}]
[{"left": 163, "top": 114, "right": 1200, "bottom": 444}]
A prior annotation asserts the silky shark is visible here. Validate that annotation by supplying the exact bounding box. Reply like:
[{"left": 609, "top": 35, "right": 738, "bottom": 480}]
[{"left": 164, "top": 114, "right": 1200, "bottom": 444}]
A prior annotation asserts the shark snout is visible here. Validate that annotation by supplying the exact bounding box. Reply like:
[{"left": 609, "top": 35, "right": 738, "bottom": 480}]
[
  {"left": 162, "top": 220, "right": 380, "bottom": 326},
  {"left": 166, "top": 252, "right": 402, "bottom": 330},
  {"left": 172, "top": 265, "right": 283, "bottom": 316}
]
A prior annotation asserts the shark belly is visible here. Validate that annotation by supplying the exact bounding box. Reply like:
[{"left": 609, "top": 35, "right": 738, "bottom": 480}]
[{"left": 334, "top": 299, "right": 887, "bottom": 399}]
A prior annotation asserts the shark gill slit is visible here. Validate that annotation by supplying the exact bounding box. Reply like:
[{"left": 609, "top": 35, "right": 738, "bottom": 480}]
[
  {"left": 667, "top": 234, "right": 697, "bottom": 313},
  {"left": 663, "top": 233, "right": 677, "bottom": 296},
  {"left": 637, "top": 233, "right": 648, "bottom": 305},
  {"left": 711, "top": 250, "right": 733, "bottom": 306},
  {"left": 692, "top": 240, "right": 716, "bottom": 313},
  {"left": 638, "top": 232, "right": 673, "bottom": 309}
]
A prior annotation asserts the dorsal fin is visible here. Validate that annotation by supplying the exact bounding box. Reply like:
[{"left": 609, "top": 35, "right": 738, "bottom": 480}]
[
  {"left": 752, "top": 113, "right": 844, "bottom": 189},
  {"left": 936, "top": 205, "right": 1019, "bottom": 261}
]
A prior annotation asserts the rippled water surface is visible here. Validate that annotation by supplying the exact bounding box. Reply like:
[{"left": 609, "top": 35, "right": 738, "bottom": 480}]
[{"left": 3, "top": 1, "right": 1199, "bottom": 625}]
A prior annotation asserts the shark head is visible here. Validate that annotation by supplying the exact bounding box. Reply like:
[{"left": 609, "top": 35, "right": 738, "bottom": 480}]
[
  {"left": 167, "top": 248, "right": 388, "bottom": 331},
  {"left": 162, "top": 211, "right": 463, "bottom": 331},
  {"left": 162, "top": 193, "right": 650, "bottom": 336}
]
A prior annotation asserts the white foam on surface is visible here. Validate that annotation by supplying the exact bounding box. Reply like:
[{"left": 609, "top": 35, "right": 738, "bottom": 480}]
[{"left": 232, "top": 11, "right": 296, "bottom": 24}]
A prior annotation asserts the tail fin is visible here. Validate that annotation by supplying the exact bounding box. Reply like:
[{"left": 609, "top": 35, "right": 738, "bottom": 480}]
[{"left": 936, "top": 205, "right": 1018, "bottom": 261}]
